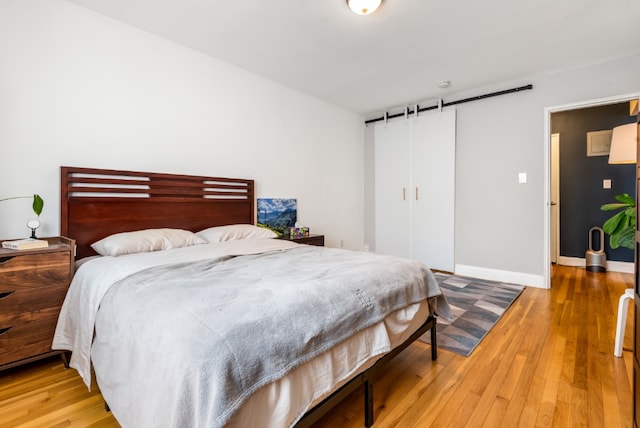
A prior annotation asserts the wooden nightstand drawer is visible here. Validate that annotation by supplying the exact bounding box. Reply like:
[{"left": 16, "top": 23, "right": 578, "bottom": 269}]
[
  {"left": 0, "top": 286, "right": 67, "bottom": 323},
  {"left": 0, "top": 307, "right": 61, "bottom": 366},
  {"left": 0, "top": 252, "right": 72, "bottom": 290}
]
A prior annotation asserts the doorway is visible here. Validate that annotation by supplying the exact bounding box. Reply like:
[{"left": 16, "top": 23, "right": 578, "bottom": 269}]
[{"left": 544, "top": 93, "right": 640, "bottom": 288}]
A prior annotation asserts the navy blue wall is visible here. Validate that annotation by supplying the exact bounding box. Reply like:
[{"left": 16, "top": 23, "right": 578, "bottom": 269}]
[{"left": 551, "top": 103, "right": 636, "bottom": 262}]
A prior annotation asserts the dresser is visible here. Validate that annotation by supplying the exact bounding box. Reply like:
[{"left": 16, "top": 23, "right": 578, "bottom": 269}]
[{"left": 0, "top": 236, "right": 75, "bottom": 370}]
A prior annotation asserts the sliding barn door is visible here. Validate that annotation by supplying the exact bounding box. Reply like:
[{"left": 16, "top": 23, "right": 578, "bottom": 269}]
[
  {"left": 374, "top": 109, "right": 456, "bottom": 272},
  {"left": 374, "top": 120, "right": 411, "bottom": 259},
  {"left": 412, "top": 109, "right": 456, "bottom": 272}
]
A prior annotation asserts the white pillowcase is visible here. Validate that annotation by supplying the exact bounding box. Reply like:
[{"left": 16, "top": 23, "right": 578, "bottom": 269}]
[
  {"left": 91, "top": 228, "right": 207, "bottom": 257},
  {"left": 196, "top": 224, "right": 277, "bottom": 243}
]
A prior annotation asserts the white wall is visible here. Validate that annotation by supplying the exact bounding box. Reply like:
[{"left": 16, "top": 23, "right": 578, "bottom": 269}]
[
  {"left": 0, "top": 0, "right": 364, "bottom": 249},
  {"left": 365, "top": 52, "right": 640, "bottom": 287}
]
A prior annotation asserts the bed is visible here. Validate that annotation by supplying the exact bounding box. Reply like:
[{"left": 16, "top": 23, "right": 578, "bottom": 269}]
[{"left": 52, "top": 166, "right": 451, "bottom": 428}]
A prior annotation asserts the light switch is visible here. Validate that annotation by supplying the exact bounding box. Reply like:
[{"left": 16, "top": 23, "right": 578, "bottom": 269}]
[
  {"left": 518, "top": 172, "right": 527, "bottom": 184},
  {"left": 603, "top": 179, "right": 611, "bottom": 189}
]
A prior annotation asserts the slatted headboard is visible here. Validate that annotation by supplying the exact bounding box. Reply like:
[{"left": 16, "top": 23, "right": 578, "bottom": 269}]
[{"left": 60, "top": 166, "right": 255, "bottom": 259}]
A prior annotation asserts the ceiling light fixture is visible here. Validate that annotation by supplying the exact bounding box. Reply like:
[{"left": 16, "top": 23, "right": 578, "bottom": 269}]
[{"left": 346, "top": 0, "right": 382, "bottom": 16}]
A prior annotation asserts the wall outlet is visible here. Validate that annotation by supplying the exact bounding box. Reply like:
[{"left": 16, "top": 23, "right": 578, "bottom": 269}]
[
  {"left": 340, "top": 239, "right": 344, "bottom": 248},
  {"left": 603, "top": 179, "right": 611, "bottom": 189},
  {"left": 363, "top": 244, "right": 369, "bottom": 252}
]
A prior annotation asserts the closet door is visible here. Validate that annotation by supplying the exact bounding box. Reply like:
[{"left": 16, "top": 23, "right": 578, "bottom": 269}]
[
  {"left": 412, "top": 109, "right": 456, "bottom": 272},
  {"left": 374, "top": 120, "right": 411, "bottom": 258}
]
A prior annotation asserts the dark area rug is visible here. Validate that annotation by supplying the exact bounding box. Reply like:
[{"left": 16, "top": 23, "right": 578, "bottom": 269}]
[{"left": 420, "top": 272, "right": 525, "bottom": 357}]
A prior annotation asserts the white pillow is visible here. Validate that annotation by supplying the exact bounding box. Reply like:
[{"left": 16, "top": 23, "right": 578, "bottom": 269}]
[
  {"left": 91, "top": 228, "right": 207, "bottom": 256},
  {"left": 196, "top": 224, "right": 277, "bottom": 243}
]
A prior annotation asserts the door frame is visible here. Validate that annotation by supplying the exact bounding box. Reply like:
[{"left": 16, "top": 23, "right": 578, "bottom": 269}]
[
  {"left": 543, "top": 91, "right": 640, "bottom": 288},
  {"left": 550, "top": 133, "right": 559, "bottom": 264}
]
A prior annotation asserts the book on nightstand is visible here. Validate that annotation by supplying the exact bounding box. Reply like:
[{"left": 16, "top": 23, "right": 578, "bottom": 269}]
[{"left": 2, "top": 238, "right": 49, "bottom": 250}]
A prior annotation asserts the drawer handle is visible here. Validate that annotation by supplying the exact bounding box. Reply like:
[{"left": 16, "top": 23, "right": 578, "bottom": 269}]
[
  {"left": 0, "top": 291, "right": 14, "bottom": 300},
  {"left": 0, "top": 327, "right": 11, "bottom": 336}
]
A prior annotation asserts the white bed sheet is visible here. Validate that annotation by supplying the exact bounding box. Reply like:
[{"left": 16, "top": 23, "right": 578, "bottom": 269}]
[{"left": 229, "top": 300, "right": 429, "bottom": 427}]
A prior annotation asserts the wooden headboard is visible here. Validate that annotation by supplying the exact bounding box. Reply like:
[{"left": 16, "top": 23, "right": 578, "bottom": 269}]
[{"left": 61, "top": 167, "right": 255, "bottom": 259}]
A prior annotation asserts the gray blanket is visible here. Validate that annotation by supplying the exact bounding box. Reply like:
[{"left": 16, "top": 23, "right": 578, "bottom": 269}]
[{"left": 91, "top": 245, "right": 449, "bottom": 427}]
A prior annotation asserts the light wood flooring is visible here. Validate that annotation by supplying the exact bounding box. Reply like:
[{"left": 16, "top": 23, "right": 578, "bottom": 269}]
[{"left": 0, "top": 265, "right": 634, "bottom": 427}]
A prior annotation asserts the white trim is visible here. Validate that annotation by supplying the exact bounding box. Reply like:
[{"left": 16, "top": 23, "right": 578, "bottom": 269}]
[
  {"left": 556, "top": 256, "right": 634, "bottom": 273},
  {"left": 455, "top": 264, "right": 545, "bottom": 288},
  {"left": 543, "top": 91, "right": 640, "bottom": 289},
  {"left": 608, "top": 261, "right": 635, "bottom": 274},
  {"left": 556, "top": 256, "right": 585, "bottom": 267}
]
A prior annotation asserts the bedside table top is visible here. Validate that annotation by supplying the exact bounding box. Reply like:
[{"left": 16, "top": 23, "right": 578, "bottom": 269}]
[{"left": 0, "top": 236, "right": 75, "bottom": 257}]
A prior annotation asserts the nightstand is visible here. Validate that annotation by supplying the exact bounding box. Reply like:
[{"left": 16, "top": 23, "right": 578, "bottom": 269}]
[
  {"left": 280, "top": 234, "right": 325, "bottom": 247},
  {"left": 0, "top": 236, "right": 75, "bottom": 370}
]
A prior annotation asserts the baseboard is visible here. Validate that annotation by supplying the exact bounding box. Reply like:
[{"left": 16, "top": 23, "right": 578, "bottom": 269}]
[
  {"left": 556, "top": 256, "right": 634, "bottom": 274},
  {"left": 454, "top": 264, "right": 545, "bottom": 288},
  {"left": 556, "top": 256, "right": 584, "bottom": 267}
]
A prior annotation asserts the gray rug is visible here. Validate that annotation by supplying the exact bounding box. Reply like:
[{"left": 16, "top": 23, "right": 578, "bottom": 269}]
[{"left": 421, "top": 272, "right": 524, "bottom": 357}]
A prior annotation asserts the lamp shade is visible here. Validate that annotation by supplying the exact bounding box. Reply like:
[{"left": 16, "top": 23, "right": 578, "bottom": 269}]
[
  {"left": 346, "top": 0, "right": 382, "bottom": 15},
  {"left": 608, "top": 123, "right": 637, "bottom": 164}
]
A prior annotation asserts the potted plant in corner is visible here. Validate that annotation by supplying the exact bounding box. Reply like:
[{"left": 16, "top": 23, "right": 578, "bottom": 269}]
[{"left": 601, "top": 193, "right": 636, "bottom": 250}]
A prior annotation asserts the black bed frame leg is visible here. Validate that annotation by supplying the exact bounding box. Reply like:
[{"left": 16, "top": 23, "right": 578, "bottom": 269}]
[
  {"left": 431, "top": 318, "right": 438, "bottom": 361},
  {"left": 364, "top": 379, "right": 374, "bottom": 427}
]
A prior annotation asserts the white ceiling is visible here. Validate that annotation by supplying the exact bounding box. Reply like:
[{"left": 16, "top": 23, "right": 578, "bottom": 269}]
[{"left": 66, "top": 0, "right": 640, "bottom": 115}]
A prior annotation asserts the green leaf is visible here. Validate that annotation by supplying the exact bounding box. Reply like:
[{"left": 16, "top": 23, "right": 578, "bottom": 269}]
[
  {"left": 601, "top": 203, "right": 629, "bottom": 211},
  {"left": 602, "top": 211, "right": 626, "bottom": 235},
  {"left": 617, "top": 227, "right": 636, "bottom": 250},
  {"left": 32, "top": 194, "right": 44, "bottom": 216},
  {"left": 624, "top": 206, "right": 636, "bottom": 218},
  {"left": 615, "top": 193, "right": 635, "bottom": 206},
  {"left": 610, "top": 232, "right": 620, "bottom": 249}
]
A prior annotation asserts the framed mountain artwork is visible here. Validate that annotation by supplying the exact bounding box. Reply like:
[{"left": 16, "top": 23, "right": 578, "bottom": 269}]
[{"left": 257, "top": 198, "right": 297, "bottom": 235}]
